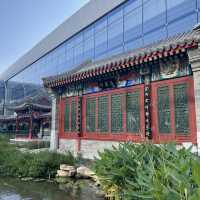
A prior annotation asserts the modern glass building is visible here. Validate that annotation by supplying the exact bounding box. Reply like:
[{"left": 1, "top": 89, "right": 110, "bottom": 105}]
[{"left": 0, "top": 0, "right": 200, "bottom": 115}]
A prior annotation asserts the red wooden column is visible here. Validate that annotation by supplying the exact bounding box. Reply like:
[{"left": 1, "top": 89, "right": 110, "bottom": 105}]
[
  {"left": 16, "top": 116, "right": 19, "bottom": 138},
  {"left": 77, "top": 94, "right": 83, "bottom": 153},
  {"left": 28, "top": 115, "right": 33, "bottom": 139}
]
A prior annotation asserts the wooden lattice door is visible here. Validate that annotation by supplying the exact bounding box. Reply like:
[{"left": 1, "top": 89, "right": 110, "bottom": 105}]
[
  {"left": 151, "top": 76, "right": 197, "bottom": 144},
  {"left": 82, "top": 84, "right": 145, "bottom": 141}
]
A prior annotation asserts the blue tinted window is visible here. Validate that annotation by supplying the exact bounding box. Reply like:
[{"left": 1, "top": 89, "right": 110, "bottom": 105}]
[
  {"left": 144, "top": 27, "right": 167, "bottom": 45},
  {"left": 143, "top": 0, "right": 166, "bottom": 33},
  {"left": 95, "top": 52, "right": 108, "bottom": 61},
  {"left": 74, "top": 33, "right": 83, "bottom": 46},
  {"left": 84, "top": 37, "right": 94, "bottom": 51},
  {"left": 124, "top": 0, "right": 142, "bottom": 14},
  {"left": 67, "top": 38, "right": 74, "bottom": 49},
  {"left": 199, "top": 0, "right": 200, "bottom": 22},
  {"left": 84, "top": 37, "right": 94, "bottom": 60},
  {"left": 168, "top": 13, "right": 197, "bottom": 36},
  {"left": 66, "top": 48, "right": 74, "bottom": 67},
  {"left": 74, "top": 43, "right": 83, "bottom": 66},
  {"left": 108, "top": 18, "right": 123, "bottom": 50},
  {"left": 108, "top": 6, "right": 123, "bottom": 24},
  {"left": 95, "top": 16, "right": 107, "bottom": 32},
  {"left": 107, "top": 46, "right": 123, "bottom": 57},
  {"left": 198, "top": 11, "right": 200, "bottom": 23},
  {"left": 167, "top": 0, "right": 188, "bottom": 9},
  {"left": 167, "top": 0, "right": 197, "bottom": 23},
  {"left": 124, "top": 38, "right": 143, "bottom": 51},
  {"left": 95, "top": 29, "right": 107, "bottom": 57},
  {"left": 84, "top": 25, "right": 94, "bottom": 39},
  {"left": 59, "top": 62, "right": 68, "bottom": 74},
  {"left": 124, "top": 6, "right": 142, "bottom": 42}
]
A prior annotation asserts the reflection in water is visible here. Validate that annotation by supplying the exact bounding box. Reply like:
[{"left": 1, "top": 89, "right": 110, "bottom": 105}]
[{"left": 0, "top": 178, "right": 101, "bottom": 200}]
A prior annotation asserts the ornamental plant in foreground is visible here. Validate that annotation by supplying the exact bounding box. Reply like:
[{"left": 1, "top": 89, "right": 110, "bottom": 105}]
[{"left": 93, "top": 142, "right": 200, "bottom": 200}]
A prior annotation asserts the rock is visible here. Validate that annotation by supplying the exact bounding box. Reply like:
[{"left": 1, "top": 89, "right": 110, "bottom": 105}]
[
  {"left": 57, "top": 170, "right": 69, "bottom": 177},
  {"left": 21, "top": 177, "right": 33, "bottom": 181},
  {"left": 68, "top": 169, "right": 76, "bottom": 177},
  {"left": 91, "top": 175, "right": 98, "bottom": 182},
  {"left": 33, "top": 178, "right": 46, "bottom": 182},
  {"left": 76, "top": 166, "right": 95, "bottom": 179},
  {"left": 90, "top": 175, "right": 101, "bottom": 186},
  {"left": 60, "top": 164, "right": 75, "bottom": 171},
  {"left": 59, "top": 164, "right": 76, "bottom": 177},
  {"left": 95, "top": 190, "right": 105, "bottom": 198},
  {"left": 94, "top": 180, "right": 101, "bottom": 187}
]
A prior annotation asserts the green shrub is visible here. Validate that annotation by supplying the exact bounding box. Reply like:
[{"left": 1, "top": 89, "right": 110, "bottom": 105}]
[
  {"left": 0, "top": 136, "right": 75, "bottom": 179},
  {"left": 14, "top": 140, "right": 50, "bottom": 149},
  {"left": 93, "top": 142, "right": 200, "bottom": 200},
  {"left": 27, "top": 151, "right": 75, "bottom": 178}
]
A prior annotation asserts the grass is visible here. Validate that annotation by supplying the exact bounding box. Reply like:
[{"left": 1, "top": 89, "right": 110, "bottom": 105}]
[
  {"left": 0, "top": 135, "right": 75, "bottom": 179},
  {"left": 14, "top": 140, "right": 50, "bottom": 149}
]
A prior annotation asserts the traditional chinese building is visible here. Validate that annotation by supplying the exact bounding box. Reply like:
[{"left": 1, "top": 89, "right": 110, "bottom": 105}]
[
  {"left": 43, "top": 27, "right": 200, "bottom": 159},
  {"left": 0, "top": 96, "right": 51, "bottom": 140},
  {"left": 12, "top": 102, "right": 51, "bottom": 139},
  {"left": 0, "top": 115, "right": 16, "bottom": 134}
]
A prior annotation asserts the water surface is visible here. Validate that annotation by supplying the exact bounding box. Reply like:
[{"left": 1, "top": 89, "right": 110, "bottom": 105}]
[{"left": 0, "top": 178, "right": 101, "bottom": 200}]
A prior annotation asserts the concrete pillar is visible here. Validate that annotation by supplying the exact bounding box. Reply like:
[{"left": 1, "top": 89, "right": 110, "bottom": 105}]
[
  {"left": 188, "top": 46, "right": 200, "bottom": 152},
  {"left": 39, "top": 121, "right": 43, "bottom": 138},
  {"left": 50, "top": 93, "right": 58, "bottom": 150}
]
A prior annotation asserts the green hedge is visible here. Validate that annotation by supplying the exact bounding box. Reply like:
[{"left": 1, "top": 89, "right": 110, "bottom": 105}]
[{"left": 93, "top": 142, "right": 200, "bottom": 200}]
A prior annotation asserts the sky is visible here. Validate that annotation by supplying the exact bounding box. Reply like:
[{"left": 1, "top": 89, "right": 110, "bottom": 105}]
[{"left": 0, "top": 0, "right": 89, "bottom": 75}]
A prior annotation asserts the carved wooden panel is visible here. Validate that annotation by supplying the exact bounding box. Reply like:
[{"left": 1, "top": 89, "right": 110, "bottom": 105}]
[
  {"left": 86, "top": 97, "right": 96, "bottom": 132},
  {"left": 126, "top": 90, "right": 140, "bottom": 133},
  {"left": 111, "top": 94, "right": 123, "bottom": 133},
  {"left": 64, "top": 98, "right": 70, "bottom": 132},
  {"left": 157, "top": 86, "right": 171, "bottom": 134},
  {"left": 174, "top": 83, "right": 189, "bottom": 134},
  {"left": 71, "top": 100, "right": 77, "bottom": 131},
  {"left": 98, "top": 96, "right": 108, "bottom": 133}
]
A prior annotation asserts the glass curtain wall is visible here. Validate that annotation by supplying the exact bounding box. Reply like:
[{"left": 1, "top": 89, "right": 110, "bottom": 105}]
[{"left": 7, "top": 0, "right": 199, "bottom": 103}]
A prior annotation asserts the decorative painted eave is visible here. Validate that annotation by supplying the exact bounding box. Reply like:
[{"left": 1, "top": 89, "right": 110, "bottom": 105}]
[
  {"left": 43, "top": 29, "right": 200, "bottom": 88},
  {"left": 38, "top": 112, "right": 51, "bottom": 119},
  {"left": 8, "top": 103, "right": 51, "bottom": 112},
  {"left": 0, "top": 116, "right": 16, "bottom": 121}
]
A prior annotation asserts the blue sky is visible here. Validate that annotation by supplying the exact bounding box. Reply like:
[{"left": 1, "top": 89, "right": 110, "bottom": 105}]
[{"left": 0, "top": 0, "right": 89, "bottom": 74}]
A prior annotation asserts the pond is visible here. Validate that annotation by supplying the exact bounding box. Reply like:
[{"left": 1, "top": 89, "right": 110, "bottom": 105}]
[{"left": 0, "top": 178, "right": 103, "bottom": 200}]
